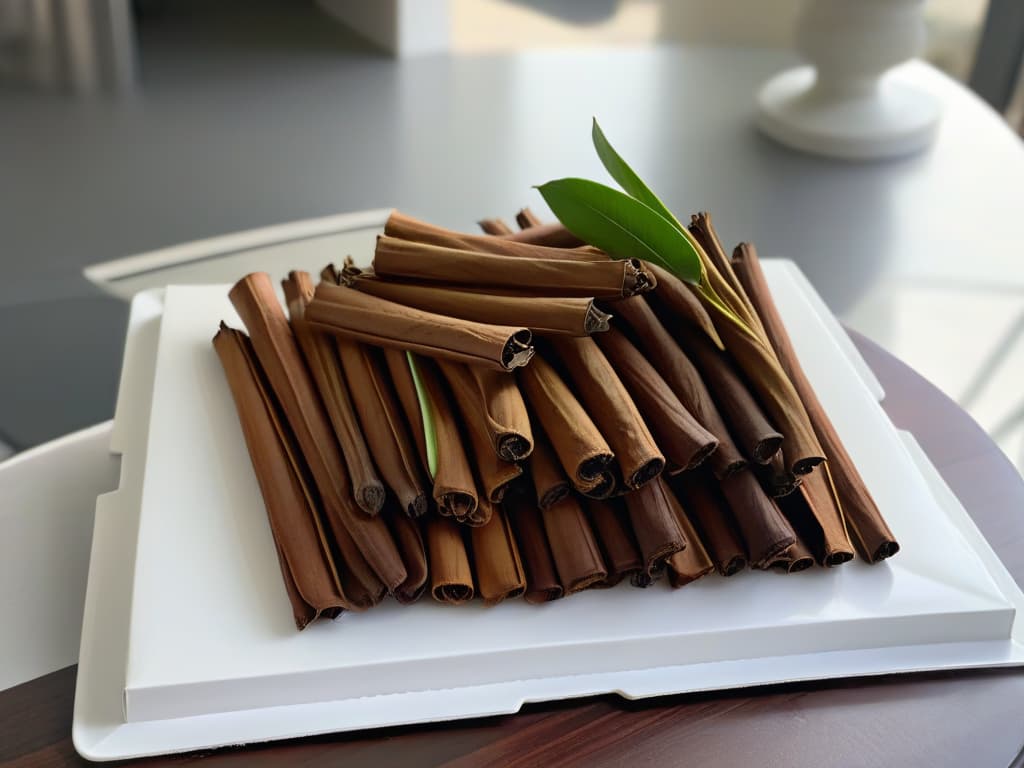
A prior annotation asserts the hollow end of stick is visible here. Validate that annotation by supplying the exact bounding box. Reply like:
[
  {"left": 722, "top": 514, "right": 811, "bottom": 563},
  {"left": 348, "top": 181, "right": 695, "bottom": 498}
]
[
  {"left": 357, "top": 485, "right": 386, "bottom": 515},
  {"left": 584, "top": 302, "right": 612, "bottom": 333},
  {"left": 792, "top": 456, "right": 826, "bottom": 475},
  {"left": 684, "top": 441, "right": 720, "bottom": 471},
  {"left": 578, "top": 454, "right": 613, "bottom": 483},
  {"left": 871, "top": 541, "right": 900, "bottom": 562},
  {"left": 435, "top": 584, "right": 474, "bottom": 604},
  {"left": 788, "top": 556, "right": 815, "bottom": 573},
  {"left": 825, "top": 551, "right": 855, "bottom": 567},
  {"left": 752, "top": 436, "right": 784, "bottom": 464},
  {"left": 407, "top": 494, "right": 429, "bottom": 519},
  {"left": 539, "top": 483, "right": 571, "bottom": 510},
  {"left": 497, "top": 434, "right": 531, "bottom": 462},
  {"left": 502, "top": 331, "right": 536, "bottom": 370},
  {"left": 629, "top": 458, "right": 665, "bottom": 489},
  {"left": 721, "top": 557, "right": 747, "bottom": 577}
]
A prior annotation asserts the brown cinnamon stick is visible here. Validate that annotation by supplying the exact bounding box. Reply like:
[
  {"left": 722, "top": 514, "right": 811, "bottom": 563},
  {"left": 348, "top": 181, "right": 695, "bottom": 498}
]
[
  {"left": 469, "top": 501, "right": 526, "bottom": 605},
  {"left": 505, "top": 491, "right": 564, "bottom": 603},
  {"left": 282, "top": 271, "right": 386, "bottom": 515},
  {"left": 389, "top": 506, "right": 429, "bottom": 604},
  {"left": 595, "top": 326, "right": 719, "bottom": 472},
  {"left": 666, "top": 500, "right": 714, "bottom": 588},
  {"left": 374, "top": 235, "right": 655, "bottom": 299},
  {"left": 437, "top": 359, "right": 523, "bottom": 504},
  {"left": 776, "top": 467, "right": 856, "bottom": 566},
  {"left": 505, "top": 221, "right": 586, "bottom": 248},
  {"left": 585, "top": 498, "right": 642, "bottom": 587},
  {"left": 732, "top": 243, "right": 898, "bottom": 562},
  {"left": 349, "top": 274, "right": 611, "bottom": 336},
  {"left": 623, "top": 476, "right": 687, "bottom": 582},
  {"left": 671, "top": 470, "right": 747, "bottom": 577},
  {"left": 673, "top": 322, "right": 783, "bottom": 465},
  {"left": 463, "top": 364, "right": 534, "bottom": 461},
  {"left": 214, "top": 325, "right": 351, "bottom": 627},
  {"left": 478, "top": 218, "right": 513, "bottom": 235},
  {"left": 528, "top": 428, "right": 572, "bottom": 510},
  {"left": 645, "top": 262, "right": 725, "bottom": 350},
  {"left": 766, "top": 539, "right": 816, "bottom": 573},
  {"left": 576, "top": 470, "right": 617, "bottom": 500},
  {"left": 307, "top": 282, "right": 534, "bottom": 372},
  {"left": 548, "top": 337, "right": 665, "bottom": 489},
  {"left": 386, "top": 210, "right": 601, "bottom": 260},
  {"left": 516, "top": 207, "right": 543, "bottom": 230},
  {"left": 228, "top": 273, "right": 406, "bottom": 591},
  {"left": 412, "top": 356, "right": 483, "bottom": 525},
  {"left": 718, "top": 469, "right": 796, "bottom": 568},
  {"left": 426, "top": 516, "right": 474, "bottom": 604},
  {"left": 334, "top": 339, "right": 428, "bottom": 518},
  {"left": 614, "top": 296, "right": 746, "bottom": 478},
  {"left": 542, "top": 496, "right": 608, "bottom": 594},
  {"left": 518, "top": 354, "right": 613, "bottom": 486},
  {"left": 688, "top": 212, "right": 762, "bottom": 334}
]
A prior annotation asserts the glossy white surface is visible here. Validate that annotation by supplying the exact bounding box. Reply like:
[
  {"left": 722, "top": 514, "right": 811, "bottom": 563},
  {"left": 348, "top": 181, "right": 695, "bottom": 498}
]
[{"left": 70, "top": 262, "right": 1024, "bottom": 759}]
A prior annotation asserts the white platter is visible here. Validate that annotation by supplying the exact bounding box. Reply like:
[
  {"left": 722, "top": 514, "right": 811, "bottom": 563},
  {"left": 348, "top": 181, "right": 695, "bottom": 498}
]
[{"left": 72, "top": 261, "right": 1024, "bottom": 761}]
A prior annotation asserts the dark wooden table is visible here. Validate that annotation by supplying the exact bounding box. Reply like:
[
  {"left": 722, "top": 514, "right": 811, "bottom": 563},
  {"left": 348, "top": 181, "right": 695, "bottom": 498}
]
[{"left": 3, "top": 334, "right": 1024, "bottom": 768}]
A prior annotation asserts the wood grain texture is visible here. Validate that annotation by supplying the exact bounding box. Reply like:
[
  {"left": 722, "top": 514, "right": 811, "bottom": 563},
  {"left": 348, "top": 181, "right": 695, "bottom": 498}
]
[{"left": 4, "top": 333, "right": 1024, "bottom": 768}]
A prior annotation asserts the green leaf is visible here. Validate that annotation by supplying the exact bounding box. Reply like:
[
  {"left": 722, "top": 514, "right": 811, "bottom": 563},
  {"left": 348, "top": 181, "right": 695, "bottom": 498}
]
[
  {"left": 536, "top": 177, "right": 703, "bottom": 285},
  {"left": 406, "top": 351, "right": 438, "bottom": 478},
  {"left": 592, "top": 118, "right": 685, "bottom": 234}
]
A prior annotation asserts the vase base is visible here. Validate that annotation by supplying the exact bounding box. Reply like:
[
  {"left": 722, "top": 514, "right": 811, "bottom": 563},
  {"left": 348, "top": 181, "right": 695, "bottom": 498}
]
[{"left": 756, "top": 65, "right": 941, "bottom": 160}]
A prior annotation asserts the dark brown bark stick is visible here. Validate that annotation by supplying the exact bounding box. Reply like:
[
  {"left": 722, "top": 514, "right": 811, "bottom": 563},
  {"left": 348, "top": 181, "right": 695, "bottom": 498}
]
[
  {"left": 623, "top": 476, "right": 687, "bottom": 582},
  {"left": 504, "top": 221, "right": 587, "bottom": 248},
  {"left": 644, "top": 262, "right": 725, "bottom": 350},
  {"left": 426, "top": 516, "right": 474, "bottom": 604},
  {"left": 585, "top": 498, "right": 642, "bottom": 588},
  {"left": 470, "top": 501, "right": 527, "bottom": 605},
  {"left": 718, "top": 469, "right": 796, "bottom": 568},
  {"left": 776, "top": 467, "right": 856, "bottom": 566},
  {"left": 374, "top": 235, "right": 655, "bottom": 299},
  {"left": 549, "top": 336, "right": 665, "bottom": 489},
  {"left": 614, "top": 297, "right": 747, "bottom": 478},
  {"left": 516, "top": 207, "right": 543, "bottom": 230},
  {"left": 386, "top": 209, "right": 601, "bottom": 260},
  {"left": 413, "top": 356, "right": 483, "bottom": 525},
  {"left": 464, "top": 364, "right": 534, "bottom": 461},
  {"left": 666, "top": 497, "right": 714, "bottom": 588},
  {"left": 505, "top": 491, "right": 564, "bottom": 603},
  {"left": 478, "top": 218, "right": 514, "bottom": 235},
  {"left": 542, "top": 496, "right": 608, "bottom": 594},
  {"left": 228, "top": 273, "right": 406, "bottom": 591},
  {"left": 349, "top": 274, "right": 610, "bottom": 336},
  {"left": 437, "top": 359, "right": 523, "bottom": 504},
  {"left": 282, "top": 271, "right": 386, "bottom": 515},
  {"left": 595, "top": 326, "right": 719, "bottom": 472},
  {"left": 528, "top": 428, "right": 572, "bottom": 510},
  {"left": 307, "top": 282, "right": 534, "bottom": 372},
  {"left": 389, "top": 505, "right": 429, "bottom": 604},
  {"left": 670, "top": 469, "right": 747, "bottom": 577},
  {"left": 732, "top": 243, "right": 897, "bottom": 562},
  {"left": 335, "top": 339, "right": 428, "bottom": 519},
  {"left": 518, "top": 353, "right": 613, "bottom": 485}
]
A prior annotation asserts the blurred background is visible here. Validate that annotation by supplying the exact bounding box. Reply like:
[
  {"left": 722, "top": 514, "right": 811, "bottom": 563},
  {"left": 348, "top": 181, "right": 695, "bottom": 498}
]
[{"left": 0, "top": 0, "right": 1022, "bottom": 472}]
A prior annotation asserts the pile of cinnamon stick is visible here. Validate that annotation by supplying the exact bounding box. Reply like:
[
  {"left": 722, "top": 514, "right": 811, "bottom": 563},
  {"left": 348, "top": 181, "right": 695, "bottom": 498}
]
[{"left": 214, "top": 208, "right": 899, "bottom": 630}]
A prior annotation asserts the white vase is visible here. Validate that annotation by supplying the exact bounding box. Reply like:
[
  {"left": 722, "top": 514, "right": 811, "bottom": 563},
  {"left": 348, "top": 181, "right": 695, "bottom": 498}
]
[{"left": 756, "top": 0, "right": 941, "bottom": 160}]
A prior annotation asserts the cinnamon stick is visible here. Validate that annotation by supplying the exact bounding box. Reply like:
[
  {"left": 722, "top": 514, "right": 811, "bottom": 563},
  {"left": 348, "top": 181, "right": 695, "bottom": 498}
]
[
  {"left": 516, "top": 207, "right": 543, "bottom": 229},
  {"left": 374, "top": 235, "right": 655, "bottom": 299},
  {"left": 718, "top": 469, "right": 796, "bottom": 568},
  {"left": 228, "top": 273, "right": 406, "bottom": 591},
  {"left": 732, "top": 243, "right": 898, "bottom": 562},
  {"left": 776, "top": 467, "right": 856, "bottom": 566},
  {"left": 426, "top": 516, "right": 474, "bottom": 604},
  {"left": 585, "top": 498, "right": 642, "bottom": 587},
  {"left": 576, "top": 470, "right": 617, "bottom": 500},
  {"left": 463, "top": 364, "right": 534, "bottom": 461},
  {"left": 504, "top": 221, "right": 586, "bottom": 248},
  {"left": 386, "top": 210, "right": 601, "bottom": 260},
  {"left": 623, "top": 476, "right": 687, "bottom": 582},
  {"left": 666, "top": 501, "right": 714, "bottom": 588},
  {"left": 671, "top": 470, "right": 747, "bottom": 577},
  {"left": 335, "top": 339, "right": 428, "bottom": 518},
  {"left": 528, "top": 428, "right": 572, "bottom": 510},
  {"left": 389, "top": 505, "right": 429, "bottom": 604},
  {"left": 469, "top": 501, "right": 526, "bottom": 605},
  {"left": 518, "top": 354, "right": 613, "bottom": 486},
  {"left": 645, "top": 262, "right": 725, "bottom": 350},
  {"left": 479, "top": 218, "right": 513, "bottom": 235},
  {"left": 412, "top": 356, "right": 483, "bottom": 525},
  {"left": 349, "top": 274, "right": 611, "bottom": 336},
  {"left": 548, "top": 337, "right": 665, "bottom": 489},
  {"left": 282, "top": 271, "right": 386, "bottom": 515},
  {"left": 214, "top": 325, "right": 350, "bottom": 627},
  {"left": 595, "top": 326, "right": 719, "bottom": 472},
  {"left": 505, "top": 491, "right": 564, "bottom": 603},
  {"left": 673, "top": 322, "right": 783, "bottom": 465},
  {"left": 766, "top": 539, "right": 815, "bottom": 573},
  {"left": 542, "top": 496, "right": 608, "bottom": 594},
  {"left": 614, "top": 296, "right": 746, "bottom": 478},
  {"left": 307, "top": 282, "right": 534, "bottom": 372},
  {"left": 437, "top": 359, "right": 523, "bottom": 504},
  {"left": 688, "top": 212, "right": 762, "bottom": 334}
]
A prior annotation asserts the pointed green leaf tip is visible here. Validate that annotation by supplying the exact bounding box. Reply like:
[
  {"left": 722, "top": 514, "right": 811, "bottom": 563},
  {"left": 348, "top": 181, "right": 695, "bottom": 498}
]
[
  {"left": 592, "top": 117, "right": 685, "bottom": 234},
  {"left": 536, "top": 177, "right": 703, "bottom": 285}
]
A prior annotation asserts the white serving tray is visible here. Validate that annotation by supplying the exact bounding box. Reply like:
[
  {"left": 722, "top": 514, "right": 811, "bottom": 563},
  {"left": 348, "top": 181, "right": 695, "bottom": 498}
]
[{"left": 73, "top": 261, "right": 1024, "bottom": 761}]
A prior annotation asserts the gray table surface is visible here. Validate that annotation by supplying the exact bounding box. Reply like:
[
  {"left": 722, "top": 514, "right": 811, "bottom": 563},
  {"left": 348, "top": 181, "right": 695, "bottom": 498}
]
[{"left": 2, "top": 2, "right": 1022, "bottom": 449}]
